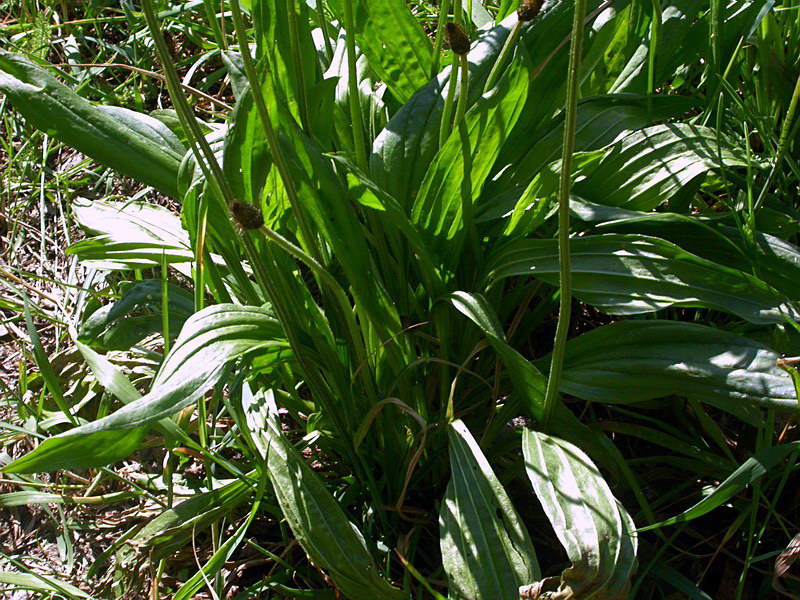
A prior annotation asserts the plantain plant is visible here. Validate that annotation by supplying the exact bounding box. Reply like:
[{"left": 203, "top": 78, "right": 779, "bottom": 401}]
[{"left": 1, "top": 0, "right": 800, "bottom": 597}]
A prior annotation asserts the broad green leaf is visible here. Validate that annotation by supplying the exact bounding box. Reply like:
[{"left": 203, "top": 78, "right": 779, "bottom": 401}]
[
  {"left": 571, "top": 124, "right": 749, "bottom": 211},
  {"left": 412, "top": 45, "right": 531, "bottom": 266},
  {"left": 0, "top": 490, "right": 133, "bottom": 507},
  {"left": 173, "top": 479, "right": 265, "bottom": 600},
  {"left": 489, "top": 94, "right": 697, "bottom": 194},
  {"left": 251, "top": 0, "right": 321, "bottom": 125},
  {"left": 122, "top": 479, "right": 252, "bottom": 562},
  {"left": 263, "top": 75, "right": 404, "bottom": 340},
  {"left": 522, "top": 430, "right": 638, "bottom": 599},
  {"left": 2, "top": 428, "right": 148, "bottom": 474},
  {"left": 369, "top": 16, "right": 517, "bottom": 208},
  {"left": 440, "top": 420, "right": 540, "bottom": 600},
  {"left": 0, "top": 50, "right": 184, "bottom": 196},
  {"left": 70, "top": 198, "right": 195, "bottom": 274},
  {"left": 78, "top": 280, "right": 194, "bottom": 351},
  {"left": 3, "top": 305, "right": 289, "bottom": 473},
  {"left": 640, "top": 442, "right": 800, "bottom": 530},
  {"left": 595, "top": 211, "right": 800, "bottom": 300},
  {"left": 487, "top": 234, "right": 800, "bottom": 324},
  {"left": 253, "top": 391, "right": 407, "bottom": 600},
  {"left": 223, "top": 84, "right": 272, "bottom": 209},
  {"left": 325, "top": 0, "right": 432, "bottom": 103},
  {"left": 547, "top": 320, "right": 797, "bottom": 411}
]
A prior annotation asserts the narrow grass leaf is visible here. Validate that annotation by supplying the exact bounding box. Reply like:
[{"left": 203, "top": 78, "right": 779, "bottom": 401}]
[{"left": 640, "top": 443, "right": 800, "bottom": 530}]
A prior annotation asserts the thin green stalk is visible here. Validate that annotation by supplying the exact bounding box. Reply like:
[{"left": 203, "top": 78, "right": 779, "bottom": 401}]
[
  {"left": 343, "top": 0, "right": 368, "bottom": 171},
  {"left": 438, "top": 57, "right": 460, "bottom": 148},
  {"left": 431, "top": 0, "right": 453, "bottom": 77},
  {"left": 141, "top": 0, "right": 234, "bottom": 207},
  {"left": 229, "top": 0, "right": 320, "bottom": 261},
  {"left": 754, "top": 69, "right": 800, "bottom": 210},
  {"left": 483, "top": 20, "right": 522, "bottom": 94},
  {"left": 540, "top": 0, "right": 588, "bottom": 431},
  {"left": 286, "top": 0, "right": 311, "bottom": 132},
  {"left": 202, "top": 0, "right": 227, "bottom": 50},
  {"left": 161, "top": 252, "right": 170, "bottom": 356},
  {"left": 454, "top": 54, "right": 470, "bottom": 127}
]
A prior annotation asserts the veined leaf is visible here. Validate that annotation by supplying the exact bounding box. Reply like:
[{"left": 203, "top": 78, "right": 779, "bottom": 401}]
[
  {"left": 0, "top": 50, "right": 184, "bottom": 196},
  {"left": 487, "top": 234, "right": 800, "bottom": 324},
  {"left": 78, "top": 279, "right": 194, "bottom": 351},
  {"left": 325, "top": 0, "right": 432, "bottom": 104},
  {"left": 0, "top": 572, "right": 96, "bottom": 600},
  {"left": 548, "top": 320, "right": 797, "bottom": 412},
  {"left": 594, "top": 210, "right": 800, "bottom": 300},
  {"left": 489, "top": 94, "right": 697, "bottom": 193},
  {"left": 522, "top": 430, "right": 637, "bottom": 599},
  {"left": 252, "top": 391, "right": 407, "bottom": 600},
  {"left": 369, "top": 15, "right": 517, "bottom": 208},
  {"left": 571, "top": 124, "right": 749, "bottom": 211},
  {"left": 440, "top": 420, "right": 540, "bottom": 600},
  {"left": 3, "top": 305, "right": 289, "bottom": 473},
  {"left": 412, "top": 44, "right": 531, "bottom": 266}
]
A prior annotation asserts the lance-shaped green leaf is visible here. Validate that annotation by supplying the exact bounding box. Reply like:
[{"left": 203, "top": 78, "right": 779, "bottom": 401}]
[
  {"left": 78, "top": 279, "right": 194, "bottom": 351},
  {"left": 440, "top": 420, "right": 540, "bottom": 600},
  {"left": 0, "top": 50, "right": 184, "bottom": 196},
  {"left": 522, "top": 429, "right": 638, "bottom": 599},
  {"left": 69, "top": 198, "right": 195, "bottom": 273},
  {"left": 369, "top": 16, "right": 517, "bottom": 208},
  {"left": 571, "top": 124, "right": 749, "bottom": 211},
  {"left": 594, "top": 211, "right": 800, "bottom": 301},
  {"left": 412, "top": 44, "right": 531, "bottom": 265},
  {"left": 487, "top": 234, "right": 800, "bottom": 324},
  {"left": 3, "top": 305, "right": 289, "bottom": 473},
  {"left": 490, "top": 94, "right": 697, "bottom": 193},
  {"left": 545, "top": 320, "right": 797, "bottom": 412},
  {"left": 253, "top": 391, "right": 407, "bottom": 600},
  {"left": 325, "top": 0, "right": 432, "bottom": 104}
]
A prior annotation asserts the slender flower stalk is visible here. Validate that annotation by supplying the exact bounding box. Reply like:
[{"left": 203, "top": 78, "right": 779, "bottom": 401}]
[
  {"left": 438, "top": 17, "right": 470, "bottom": 148},
  {"left": 754, "top": 70, "right": 800, "bottom": 211},
  {"left": 229, "top": 0, "right": 321, "bottom": 261},
  {"left": 540, "top": 0, "right": 588, "bottom": 431},
  {"left": 430, "top": 0, "right": 453, "bottom": 77},
  {"left": 343, "top": 0, "right": 369, "bottom": 172},
  {"left": 483, "top": 21, "right": 522, "bottom": 94}
]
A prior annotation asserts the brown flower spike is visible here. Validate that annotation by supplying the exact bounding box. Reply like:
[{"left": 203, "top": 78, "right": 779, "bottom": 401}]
[
  {"left": 517, "top": 0, "right": 545, "bottom": 21},
  {"left": 444, "top": 22, "right": 471, "bottom": 56},
  {"left": 230, "top": 200, "right": 264, "bottom": 231}
]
